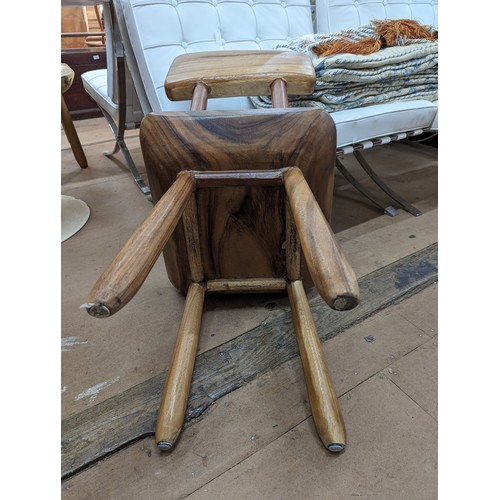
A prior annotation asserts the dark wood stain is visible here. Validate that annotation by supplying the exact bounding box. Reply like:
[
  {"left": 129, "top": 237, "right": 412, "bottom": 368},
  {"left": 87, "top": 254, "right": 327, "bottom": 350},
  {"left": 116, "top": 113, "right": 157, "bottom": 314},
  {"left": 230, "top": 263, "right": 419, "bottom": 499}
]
[{"left": 140, "top": 109, "right": 337, "bottom": 292}]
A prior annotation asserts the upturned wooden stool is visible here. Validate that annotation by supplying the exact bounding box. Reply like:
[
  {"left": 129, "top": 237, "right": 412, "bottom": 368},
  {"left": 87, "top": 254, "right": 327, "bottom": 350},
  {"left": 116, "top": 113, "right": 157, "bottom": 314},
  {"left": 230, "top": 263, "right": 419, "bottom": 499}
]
[{"left": 84, "top": 51, "right": 359, "bottom": 453}]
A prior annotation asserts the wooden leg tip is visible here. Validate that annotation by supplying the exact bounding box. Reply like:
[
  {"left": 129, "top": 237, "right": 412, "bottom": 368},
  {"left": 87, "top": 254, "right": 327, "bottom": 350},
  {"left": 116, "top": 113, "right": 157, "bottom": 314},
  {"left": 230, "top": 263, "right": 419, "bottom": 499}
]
[
  {"left": 332, "top": 295, "right": 359, "bottom": 311},
  {"left": 157, "top": 441, "right": 173, "bottom": 451},
  {"left": 327, "top": 443, "right": 345, "bottom": 453}
]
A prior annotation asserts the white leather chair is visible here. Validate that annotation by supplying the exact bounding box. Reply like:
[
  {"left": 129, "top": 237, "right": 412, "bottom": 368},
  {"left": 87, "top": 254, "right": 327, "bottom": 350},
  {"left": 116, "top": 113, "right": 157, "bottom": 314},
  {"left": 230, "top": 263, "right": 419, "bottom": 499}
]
[
  {"left": 71, "top": 0, "right": 149, "bottom": 196},
  {"left": 81, "top": 0, "right": 438, "bottom": 214}
]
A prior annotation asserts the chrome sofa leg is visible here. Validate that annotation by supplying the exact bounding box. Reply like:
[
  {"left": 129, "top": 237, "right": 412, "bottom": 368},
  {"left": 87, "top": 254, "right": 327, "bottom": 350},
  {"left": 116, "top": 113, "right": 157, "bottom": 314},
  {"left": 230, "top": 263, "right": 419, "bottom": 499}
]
[
  {"left": 100, "top": 107, "right": 152, "bottom": 201},
  {"left": 353, "top": 150, "right": 421, "bottom": 217},
  {"left": 105, "top": 135, "right": 152, "bottom": 200},
  {"left": 336, "top": 159, "right": 398, "bottom": 217},
  {"left": 105, "top": 138, "right": 120, "bottom": 157}
]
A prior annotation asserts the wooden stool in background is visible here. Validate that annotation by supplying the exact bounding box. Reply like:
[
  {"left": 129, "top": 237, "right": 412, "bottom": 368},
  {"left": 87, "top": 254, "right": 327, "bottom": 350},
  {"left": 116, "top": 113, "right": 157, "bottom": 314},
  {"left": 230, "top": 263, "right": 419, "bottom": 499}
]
[
  {"left": 84, "top": 51, "right": 360, "bottom": 453},
  {"left": 61, "top": 63, "right": 88, "bottom": 168}
]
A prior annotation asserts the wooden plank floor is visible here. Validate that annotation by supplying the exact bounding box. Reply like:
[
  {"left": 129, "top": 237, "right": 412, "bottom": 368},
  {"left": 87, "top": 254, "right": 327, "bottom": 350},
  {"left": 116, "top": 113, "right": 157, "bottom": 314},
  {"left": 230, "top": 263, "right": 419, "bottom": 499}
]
[{"left": 61, "top": 117, "right": 438, "bottom": 499}]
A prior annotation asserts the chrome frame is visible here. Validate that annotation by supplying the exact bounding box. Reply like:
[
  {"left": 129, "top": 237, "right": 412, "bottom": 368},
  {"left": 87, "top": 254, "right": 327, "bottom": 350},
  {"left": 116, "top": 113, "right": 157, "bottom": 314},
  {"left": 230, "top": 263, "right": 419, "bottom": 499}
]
[
  {"left": 335, "top": 129, "right": 434, "bottom": 216},
  {"left": 90, "top": 0, "right": 151, "bottom": 199}
]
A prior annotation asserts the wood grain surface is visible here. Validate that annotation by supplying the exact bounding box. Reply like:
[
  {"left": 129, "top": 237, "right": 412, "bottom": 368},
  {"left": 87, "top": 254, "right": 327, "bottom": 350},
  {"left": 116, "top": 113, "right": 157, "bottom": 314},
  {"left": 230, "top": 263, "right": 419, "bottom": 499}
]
[
  {"left": 140, "top": 108, "right": 337, "bottom": 292},
  {"left": 284, "top": 167, "right": 359, "bottom": 311},
  {"left": 84, "top": 172, "right": 195, "bottom": 316},
  {"left": 288, "top": 280, "right": 346, "bottom": 450},
  {"left": 165, "top": 50, "right": 315, "bottom": 101},
  {"left": 156, "top": 282, "right": 206, "bottom": 449}
]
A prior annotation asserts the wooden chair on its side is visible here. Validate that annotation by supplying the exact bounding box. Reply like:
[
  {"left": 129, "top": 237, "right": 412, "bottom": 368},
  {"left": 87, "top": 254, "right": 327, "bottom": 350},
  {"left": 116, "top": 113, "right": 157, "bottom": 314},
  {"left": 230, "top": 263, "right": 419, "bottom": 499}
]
[{"left": 83, "top": 51, "right": 360, "bottom": 453}]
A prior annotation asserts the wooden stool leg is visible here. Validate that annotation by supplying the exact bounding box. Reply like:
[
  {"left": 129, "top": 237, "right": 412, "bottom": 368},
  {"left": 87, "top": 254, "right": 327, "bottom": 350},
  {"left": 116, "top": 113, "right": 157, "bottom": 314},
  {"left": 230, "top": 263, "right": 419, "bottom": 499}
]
[
  {"left": 156, "top": 282, "right": 206, "bottom": 450},
  {"left": 61, "top": 94, "right": 88, "bottom": 168},
  {"left": 287, "top": 280, "right": 346, "bottom": 452}
]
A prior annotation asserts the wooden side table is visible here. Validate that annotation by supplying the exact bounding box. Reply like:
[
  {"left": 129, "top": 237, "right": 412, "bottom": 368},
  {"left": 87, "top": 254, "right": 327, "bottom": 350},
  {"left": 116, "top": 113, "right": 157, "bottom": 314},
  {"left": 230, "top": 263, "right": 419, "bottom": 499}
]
[{"left": 61, "top": 63, "right": 88, "bottom": 168}]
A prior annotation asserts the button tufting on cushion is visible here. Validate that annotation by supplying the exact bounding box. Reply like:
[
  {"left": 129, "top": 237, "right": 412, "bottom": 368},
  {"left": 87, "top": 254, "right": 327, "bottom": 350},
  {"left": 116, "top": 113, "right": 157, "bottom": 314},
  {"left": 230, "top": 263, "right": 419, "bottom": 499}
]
[{"left": 119, "top": 0, "right": 315, "bottom": 111}]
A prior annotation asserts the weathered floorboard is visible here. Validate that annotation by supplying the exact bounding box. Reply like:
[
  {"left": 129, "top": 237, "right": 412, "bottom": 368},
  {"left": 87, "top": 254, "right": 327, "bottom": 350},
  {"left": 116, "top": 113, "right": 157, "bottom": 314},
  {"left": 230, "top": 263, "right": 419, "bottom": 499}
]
[{"left": 61, "top": 243, "right": 437, "bottom": 479}]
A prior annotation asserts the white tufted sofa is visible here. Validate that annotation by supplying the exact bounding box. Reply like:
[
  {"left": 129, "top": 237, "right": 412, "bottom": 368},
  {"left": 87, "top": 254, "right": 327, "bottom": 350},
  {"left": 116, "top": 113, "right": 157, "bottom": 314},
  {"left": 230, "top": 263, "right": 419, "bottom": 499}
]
[{"left": 78, "top": 0, "right": 438, "bottom": 213}]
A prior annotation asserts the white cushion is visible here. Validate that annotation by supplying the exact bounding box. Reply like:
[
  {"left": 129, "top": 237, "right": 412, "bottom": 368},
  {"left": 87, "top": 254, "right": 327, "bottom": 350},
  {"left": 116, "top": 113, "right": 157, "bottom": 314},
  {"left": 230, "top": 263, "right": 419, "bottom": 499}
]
[
  {"left": 332, "top": 99, "right": 437, "bottom": 147},
  {"left": 314, "top": 0, "right": 439, "bottom": 140},
  {"left": 83, "top": 0, "right": 439, "bottom": 145},
  {"left": 429, "top": 100, "right": 438, "bottom": 130},
  {"left": 315, "top": 0, "right": 438, "bottom": 33},
  {"left": 120, "top": 0, "right": 314, "bottom": 112},
  {"left": 82, "top": 69, "right": 117, "bottom": 119},
  {"left": 82, "top": 69, "right": 144, "bottom": 127}
]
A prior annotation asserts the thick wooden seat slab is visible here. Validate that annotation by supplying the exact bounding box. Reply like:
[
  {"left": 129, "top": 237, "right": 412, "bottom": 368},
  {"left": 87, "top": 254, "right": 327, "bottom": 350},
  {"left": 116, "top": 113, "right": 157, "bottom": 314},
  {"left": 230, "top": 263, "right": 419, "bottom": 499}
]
[
  {"left": 165, "top": 50, "right": 316, "bottom": 101},
  {"left": 140, "top": 108, "right": 337, "bottom": 293}
]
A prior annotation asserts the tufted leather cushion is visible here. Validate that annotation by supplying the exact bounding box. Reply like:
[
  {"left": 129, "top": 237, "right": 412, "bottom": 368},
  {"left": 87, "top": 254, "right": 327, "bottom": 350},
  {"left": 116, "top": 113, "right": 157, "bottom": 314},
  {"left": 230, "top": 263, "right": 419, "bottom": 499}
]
[
  {"left": 315, "top": 0, "right": 438, "bottom": 140},
  {"left": 315, "top": 0, "right": 438, "bottom": 33},
  {"left": 120, "top": 0, "right": 314, "bottom": 112},
  {"left": 83, "top": 0, "right": 439, "bottom": 148},
  {"left": 332, "top": 99, "right": 436, "bottom": 147},
  {"left": 82, "top": 70, "right": 113, "bottom": 116},
  {"left": 82, "top": 68, "right": 144, "bottom": 127}
]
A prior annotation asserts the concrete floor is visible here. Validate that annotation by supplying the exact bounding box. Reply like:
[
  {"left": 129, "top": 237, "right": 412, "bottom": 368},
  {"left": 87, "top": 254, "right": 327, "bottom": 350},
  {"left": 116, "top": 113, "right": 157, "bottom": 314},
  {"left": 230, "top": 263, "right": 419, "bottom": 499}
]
[{"left": 61, "top": 116, "right": 438, "bottom": 499}]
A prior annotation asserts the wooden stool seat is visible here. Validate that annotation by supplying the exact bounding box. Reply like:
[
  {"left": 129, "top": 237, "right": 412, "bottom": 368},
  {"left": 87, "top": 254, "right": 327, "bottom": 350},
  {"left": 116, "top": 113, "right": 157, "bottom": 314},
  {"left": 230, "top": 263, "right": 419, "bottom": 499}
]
[
  {"left": 61, "top": 63, "right": 75, "bottom": 93},
  {"left": 84, "top": 51, "right": 359, "bottom": 453}
]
